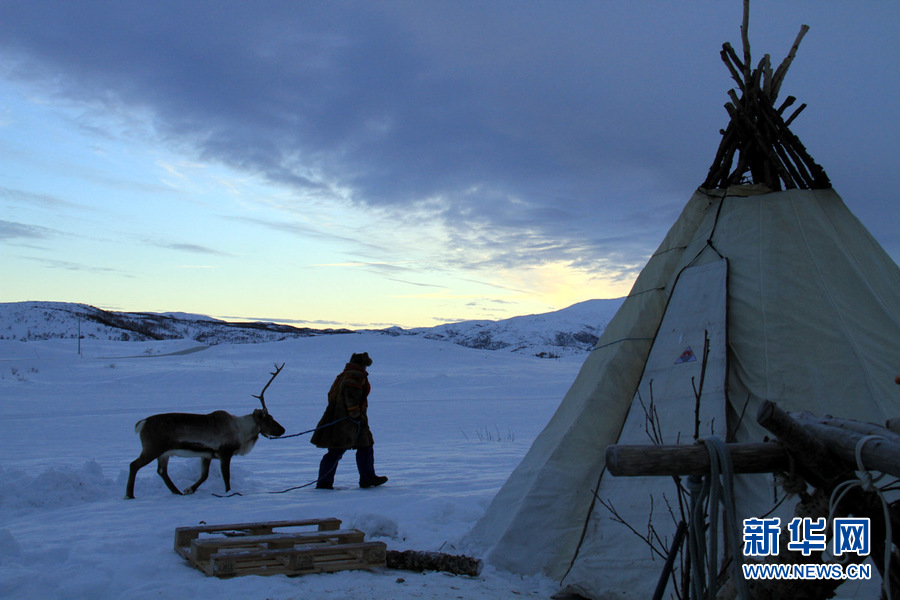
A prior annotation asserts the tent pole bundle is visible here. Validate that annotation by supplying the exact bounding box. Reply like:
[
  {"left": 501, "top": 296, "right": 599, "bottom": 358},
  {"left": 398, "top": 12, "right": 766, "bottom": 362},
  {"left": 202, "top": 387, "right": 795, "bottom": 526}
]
[{"left": 702, "top": 0, "right": 830, "bottom": 191}]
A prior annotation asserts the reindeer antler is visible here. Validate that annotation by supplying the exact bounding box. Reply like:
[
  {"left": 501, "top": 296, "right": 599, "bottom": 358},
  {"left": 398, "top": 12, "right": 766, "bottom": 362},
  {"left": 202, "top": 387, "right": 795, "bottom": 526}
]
[{"left": 253, "top": 362, "right": 285, "bottom": 412}]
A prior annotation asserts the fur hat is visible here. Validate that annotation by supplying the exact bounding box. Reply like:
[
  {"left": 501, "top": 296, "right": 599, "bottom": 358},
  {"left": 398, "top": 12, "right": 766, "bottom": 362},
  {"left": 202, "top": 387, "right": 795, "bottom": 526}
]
[{"left": 350, "top": 352, "right": 373, "bottom": 367}]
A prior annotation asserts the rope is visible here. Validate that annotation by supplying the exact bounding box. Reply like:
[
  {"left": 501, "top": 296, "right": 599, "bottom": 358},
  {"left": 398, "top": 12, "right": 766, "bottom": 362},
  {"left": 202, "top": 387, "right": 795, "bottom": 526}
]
[
  {"left": 688, "top": 437, "right": 750, "bottom": 600},
  {"left": 267, "top": 416, "right": 351, "bottom": 439},
  {"left": 211, "top": 474, "right": 325, "bottom": 497},
  {"left": 828, "top": 434, "right": 893, "bottom": 600},
  {"left": 213, "top": 417, "right": 362, "bottom": 497}
]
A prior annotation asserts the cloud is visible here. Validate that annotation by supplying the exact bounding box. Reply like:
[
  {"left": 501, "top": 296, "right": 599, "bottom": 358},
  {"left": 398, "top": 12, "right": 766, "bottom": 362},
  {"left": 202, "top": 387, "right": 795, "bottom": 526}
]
[
  {"left": 225, "top": 215, "right": 387, "bottom": 255},
  {"left": 313, "top": 260, "right": 447, "bottom": 289},
  {"left": 0, "top": 3, "right": 702, "bottom": 268},
  {"left": 217, "top": 314, "right": 356, "bottom": 329},
  {"left": 149, "top": 240, "right": 230, "bottom": 256},
  {"left": 0, "top": 0, "right": 897, "bottom": 279},
  {"left": 0, "top": 186, "right": 78, "bottom": 209},
  {"left": 24, "top": 255, "right": 132, "bottom": 276},
  {"left": 0, "top": 219, "right": 56, "bottom": 240},
  {"left": 386, "top": 278, "right": 446, "bottom": 290}
]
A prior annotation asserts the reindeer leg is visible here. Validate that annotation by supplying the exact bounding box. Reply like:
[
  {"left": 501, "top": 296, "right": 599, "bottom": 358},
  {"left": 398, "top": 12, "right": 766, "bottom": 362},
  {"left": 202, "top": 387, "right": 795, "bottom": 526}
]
[
  {"left": 184, "top": 457, "right": 211, "bottom": 495},
  {"left": 220, "top": 453, "right": 234, "bottom": 492},
  {"left": 126, "top": 453, "right": 156, "bottom": 499},
  {"left": 156, "top": 455, "right": 184, "bottom": 495}
]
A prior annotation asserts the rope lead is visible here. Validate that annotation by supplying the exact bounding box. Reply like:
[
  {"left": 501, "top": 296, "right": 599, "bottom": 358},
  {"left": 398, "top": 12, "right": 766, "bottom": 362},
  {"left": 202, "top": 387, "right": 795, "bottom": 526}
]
[{"left": 270, "top": 416, "right": 351, "bottom": 439}]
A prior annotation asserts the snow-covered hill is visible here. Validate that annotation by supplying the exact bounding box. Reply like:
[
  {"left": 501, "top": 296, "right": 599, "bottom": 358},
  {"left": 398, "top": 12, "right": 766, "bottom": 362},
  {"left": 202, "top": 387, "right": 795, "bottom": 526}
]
[
  {"left": 0, "top": 301, "right": 353, "bottom": 345},
  {"left": 397, "top": 299, "right": 624, "bottom": 357},
  {"left": 0, "top": 298, "right": 625, "bottom": 357}
]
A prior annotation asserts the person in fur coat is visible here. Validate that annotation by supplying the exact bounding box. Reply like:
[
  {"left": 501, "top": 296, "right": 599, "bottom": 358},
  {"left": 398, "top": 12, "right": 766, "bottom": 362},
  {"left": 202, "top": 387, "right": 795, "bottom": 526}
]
[{"left": 311, "top": 352, "right": 388, "bottom": 489}]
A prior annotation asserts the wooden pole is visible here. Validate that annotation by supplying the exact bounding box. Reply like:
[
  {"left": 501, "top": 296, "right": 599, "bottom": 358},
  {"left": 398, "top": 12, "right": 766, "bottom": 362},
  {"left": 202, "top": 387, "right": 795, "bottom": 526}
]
[
  {"left": 605, "top": 442, "right": 788, "bottom": 477},
  {"left": 740, "top": 0, "right": 752, "bottom": 86},
  {"left": 789, "top": 416, "right": 900, "bottom": 479},
  {"left": 770, "top": 24, "right": 810, "bottom": 100},
  {"left": 758, "top": 401, "right": 900, "bottom": 476},
  {"left": 756, "top": 400, "right": 848, "bottom": 487},
  {"left": 652, "top": 521, "right": 687, "bottom": 600}
]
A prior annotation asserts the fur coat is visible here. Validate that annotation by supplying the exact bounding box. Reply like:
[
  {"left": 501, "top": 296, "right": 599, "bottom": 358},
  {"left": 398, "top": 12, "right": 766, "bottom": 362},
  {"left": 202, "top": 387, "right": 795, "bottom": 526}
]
[{"left": 310, "top": 361, "right": 375, "bottom": 449}]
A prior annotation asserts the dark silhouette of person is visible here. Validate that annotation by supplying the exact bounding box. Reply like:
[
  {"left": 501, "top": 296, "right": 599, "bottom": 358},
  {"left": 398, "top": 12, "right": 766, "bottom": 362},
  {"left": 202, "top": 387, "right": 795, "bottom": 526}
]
[{"left": 311, "top": 352, "right": 388, "bottom": 489}]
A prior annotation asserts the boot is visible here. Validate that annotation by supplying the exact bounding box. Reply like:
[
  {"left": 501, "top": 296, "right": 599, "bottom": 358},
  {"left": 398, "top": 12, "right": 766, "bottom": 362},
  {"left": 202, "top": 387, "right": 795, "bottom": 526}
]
[
  {"left": 360, "top": 475, "right": 388, "bottom": 488},
  {"left": 355, "top": 446, "right": 385, "bottom": 488},
  {"left": 317, "top": 448, "right": 345, "bottom": 489}
]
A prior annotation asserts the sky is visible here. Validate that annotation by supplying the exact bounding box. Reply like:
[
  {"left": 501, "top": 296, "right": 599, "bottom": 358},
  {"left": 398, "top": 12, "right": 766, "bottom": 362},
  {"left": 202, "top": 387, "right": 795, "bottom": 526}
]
[{"left": 1, "top": 1, "right": 898, "bottom": 329}]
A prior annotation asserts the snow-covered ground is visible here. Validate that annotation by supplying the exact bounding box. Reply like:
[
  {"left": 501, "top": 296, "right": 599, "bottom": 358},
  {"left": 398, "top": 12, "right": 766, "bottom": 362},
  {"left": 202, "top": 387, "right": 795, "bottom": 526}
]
[{"left": 0, "top": 333, "right": 584, "bottom": 599}]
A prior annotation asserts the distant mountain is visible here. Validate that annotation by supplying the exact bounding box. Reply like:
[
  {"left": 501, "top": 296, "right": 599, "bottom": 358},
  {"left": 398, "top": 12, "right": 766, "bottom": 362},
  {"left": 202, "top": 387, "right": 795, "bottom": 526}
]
[
  {"left": 0, "top": 301, "right": 354, "bottom": 345},
  {"left": 395, "top": 298, "right": 624, "bottom": 357},
  {"left": 0, "top": 298, "right": 625, "bottom": 357}
]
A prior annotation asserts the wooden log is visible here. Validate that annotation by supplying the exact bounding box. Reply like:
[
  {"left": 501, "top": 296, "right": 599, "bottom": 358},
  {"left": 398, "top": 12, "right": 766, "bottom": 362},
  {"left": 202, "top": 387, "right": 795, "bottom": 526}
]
[
  {"left": 720, "top": 88, "right": 794, "bottom": 190},
  {"left": 811, "top": 415, "right": 900, "bottom": 445},
  {"left": 604, "top": 442, "right": 789, "bottom": 477},
  {"left": 759, "top": 54, "right": 774, "bottom": 100},
  {"left": 755, "top": 95, "right": 816, "bottom": 186},
  {"left": 771, "top": 24, "right": 810, "bottom": 100},
  {"left": 783, "top": 102, "right": 806, "bottom": 127},
  {"left": 722, "top": 41, "right": 746, "bottom": 75},
  {"left": 720, "top": 44, "right": 746, "bottom": 93},
  {"left": 703, "top": 121, "right": 738, "bottom": 188},
  {"left": 755, "top": 404, "right": 900, "bottom": 598},
  {"left": 721, "top": 102, "right": 756, "bottom": 186},
  {"left": 751, "top": 97, "right": 808, "bottom": 187},
  {"left": 789, "top": 417, "right": 900, "bottom": 478},
  {"left": 739, "top": 108, "right": 796, "bottom": 189},
  {"left": 770, "top": 130, "right": 813, "bottom": 189},
  {"left": 758, "top": 100, "right": 830, "bottom": 188},
  {"left": 886, "top": 417, "right": 900, "bottom": 434},
  {"left": 740, "top": 0, "right": 752, "bottom": 86},
  {"left": 716, "top": 141, "right": 740, "bottom": 188},
  {"left": 757, "top": 401, "right": 853, "bottom": 488},
  {"left": 776, "top": 95, "right": 796, "bottom": 115},
  {"left": 386, "top": 550, "right": 483, "bottom": 577}
]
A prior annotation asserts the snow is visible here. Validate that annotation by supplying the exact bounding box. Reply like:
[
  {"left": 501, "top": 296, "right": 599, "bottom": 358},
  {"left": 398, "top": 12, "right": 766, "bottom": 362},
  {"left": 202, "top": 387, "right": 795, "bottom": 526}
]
[
  {"left": 0, "top": 298, "right": 625, "bottom": 357},
  {"left": 406, "top": 298, "right": 624, "bottom": 356},
  {"left": 0, "top": 333, "right": 584, "bottom": 599}
]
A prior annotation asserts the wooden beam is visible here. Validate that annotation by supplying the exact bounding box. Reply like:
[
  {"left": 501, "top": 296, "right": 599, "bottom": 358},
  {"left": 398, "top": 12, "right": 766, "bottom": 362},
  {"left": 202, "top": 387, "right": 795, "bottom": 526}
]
[
  {"left": 790, "top": 416, "right": 900, "bottom": 479},
  {"left": 605, "top": 442, "right": 789, "bottom": 477},
  {"left": 757, "top": 400, "right": 852, "bottom": 488}
]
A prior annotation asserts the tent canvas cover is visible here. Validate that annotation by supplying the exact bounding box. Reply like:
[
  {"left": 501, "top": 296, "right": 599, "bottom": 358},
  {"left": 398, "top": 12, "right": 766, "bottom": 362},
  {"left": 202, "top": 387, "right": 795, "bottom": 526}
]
[{"left": 464, "top": 8, "right": 900, "bottom": 600}]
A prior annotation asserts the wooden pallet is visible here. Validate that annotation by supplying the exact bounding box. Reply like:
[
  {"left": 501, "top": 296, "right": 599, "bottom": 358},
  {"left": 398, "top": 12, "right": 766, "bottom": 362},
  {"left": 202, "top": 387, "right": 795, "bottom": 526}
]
[{"left": 174, "top": 518, "right": 387, "bottom": 578}]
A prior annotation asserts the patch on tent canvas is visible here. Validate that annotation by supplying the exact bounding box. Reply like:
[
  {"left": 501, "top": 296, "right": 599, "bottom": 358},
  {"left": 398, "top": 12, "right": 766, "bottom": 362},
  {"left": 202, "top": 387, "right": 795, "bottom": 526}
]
[{"left": 675, "top": 346, "right": 697, "bottom": 364}]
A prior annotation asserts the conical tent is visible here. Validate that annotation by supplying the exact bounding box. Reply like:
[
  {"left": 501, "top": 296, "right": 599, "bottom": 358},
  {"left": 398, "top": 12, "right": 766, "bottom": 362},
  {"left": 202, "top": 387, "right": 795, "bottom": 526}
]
[{"left": 464, "top": 10, "right": 900, "bottom": 600}]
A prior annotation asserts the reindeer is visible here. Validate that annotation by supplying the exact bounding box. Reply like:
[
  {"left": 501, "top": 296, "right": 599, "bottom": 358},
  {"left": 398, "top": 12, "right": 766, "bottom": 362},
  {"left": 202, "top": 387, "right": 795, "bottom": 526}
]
[{"left": 125, "top": 363, "right": 287, "bottom": 499}]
